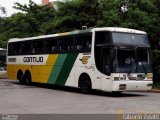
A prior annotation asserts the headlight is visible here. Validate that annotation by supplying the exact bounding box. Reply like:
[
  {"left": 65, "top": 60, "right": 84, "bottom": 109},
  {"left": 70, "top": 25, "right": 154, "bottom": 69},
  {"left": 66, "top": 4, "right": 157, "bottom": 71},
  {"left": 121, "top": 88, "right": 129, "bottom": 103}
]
[{"left": 147, "top": 73, "right": 153, "bottom": 80}]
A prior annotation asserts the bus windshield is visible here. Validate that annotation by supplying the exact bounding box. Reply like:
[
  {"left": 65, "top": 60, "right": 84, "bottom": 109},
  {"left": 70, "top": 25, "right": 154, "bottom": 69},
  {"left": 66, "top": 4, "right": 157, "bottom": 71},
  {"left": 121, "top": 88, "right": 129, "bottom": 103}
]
[
  {"left": 113, "top": 47, "right": 152, "bottom": 73},
  {"left": 95, "top": 31, "right": 152, "bottom": 75},
  {"left": 112, "top": 32, "right": 150, "bottom": 46}
]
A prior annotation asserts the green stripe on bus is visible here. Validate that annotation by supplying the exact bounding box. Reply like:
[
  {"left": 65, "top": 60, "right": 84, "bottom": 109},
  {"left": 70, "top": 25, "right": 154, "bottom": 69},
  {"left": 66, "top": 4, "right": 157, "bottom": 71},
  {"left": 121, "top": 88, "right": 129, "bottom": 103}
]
[
  {"left": 48, "top": 54, "right": 67, "bottom": 84},
  {"left": 55, "top": 53, "right": 78, "bottom": 85}
]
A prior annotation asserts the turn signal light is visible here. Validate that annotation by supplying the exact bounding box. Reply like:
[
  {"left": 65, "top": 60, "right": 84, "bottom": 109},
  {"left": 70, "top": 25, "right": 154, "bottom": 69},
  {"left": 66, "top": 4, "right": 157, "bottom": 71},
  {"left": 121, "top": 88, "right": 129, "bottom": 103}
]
[{"left": 114, "top": 77, "right": 119, "bottom": 81}]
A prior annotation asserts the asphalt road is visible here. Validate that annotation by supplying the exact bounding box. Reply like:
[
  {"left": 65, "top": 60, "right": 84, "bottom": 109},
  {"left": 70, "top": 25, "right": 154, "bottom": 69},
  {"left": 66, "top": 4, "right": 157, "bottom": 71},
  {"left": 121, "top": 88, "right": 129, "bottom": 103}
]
[{"left": 0, "top": 79, "right": 159, "bottom": 115}]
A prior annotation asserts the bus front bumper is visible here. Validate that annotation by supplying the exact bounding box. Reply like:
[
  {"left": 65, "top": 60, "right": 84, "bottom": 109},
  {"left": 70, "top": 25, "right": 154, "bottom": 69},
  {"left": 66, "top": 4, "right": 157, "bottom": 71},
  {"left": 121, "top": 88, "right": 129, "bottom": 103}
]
[{"left": 112, "top": 80, "right": 153, "bottom": 92}]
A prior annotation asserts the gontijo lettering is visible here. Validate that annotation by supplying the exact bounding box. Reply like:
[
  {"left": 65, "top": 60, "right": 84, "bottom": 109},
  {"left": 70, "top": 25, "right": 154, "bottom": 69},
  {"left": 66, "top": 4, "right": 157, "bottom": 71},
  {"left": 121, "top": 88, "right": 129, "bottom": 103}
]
[{"left": 23, "top": 57, "right": 43, "bottom": 62}]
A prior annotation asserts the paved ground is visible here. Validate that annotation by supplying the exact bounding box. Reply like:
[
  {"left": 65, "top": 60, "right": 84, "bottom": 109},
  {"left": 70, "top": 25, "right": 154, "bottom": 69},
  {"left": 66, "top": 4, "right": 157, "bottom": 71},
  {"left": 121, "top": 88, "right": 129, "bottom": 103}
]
[{"left": 0, "top": 79, "right": 160, "bottom": 114}]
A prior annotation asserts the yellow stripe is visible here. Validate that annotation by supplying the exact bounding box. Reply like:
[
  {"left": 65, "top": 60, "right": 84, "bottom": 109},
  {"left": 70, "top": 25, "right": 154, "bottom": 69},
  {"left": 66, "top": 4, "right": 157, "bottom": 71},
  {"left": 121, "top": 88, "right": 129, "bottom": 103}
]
[
  {"left": 7, "top": 54, "right": 59, "bottom": 83},
  {"left": 32, "top": 54, "right": 58, "bottom": 83},
  {"left": 46, "top": 54, "right": 58, "bottom": 65}
]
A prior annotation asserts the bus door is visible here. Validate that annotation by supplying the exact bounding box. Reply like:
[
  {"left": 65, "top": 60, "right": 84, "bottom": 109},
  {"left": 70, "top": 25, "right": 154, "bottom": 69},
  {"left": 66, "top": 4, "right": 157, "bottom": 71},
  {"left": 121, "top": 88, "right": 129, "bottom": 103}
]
[
  {"left": 100, "top": 47, "right": 113, "bottom": 90},
  {"left": 101, "top": 47, "right": 111, "bottom": 74}
]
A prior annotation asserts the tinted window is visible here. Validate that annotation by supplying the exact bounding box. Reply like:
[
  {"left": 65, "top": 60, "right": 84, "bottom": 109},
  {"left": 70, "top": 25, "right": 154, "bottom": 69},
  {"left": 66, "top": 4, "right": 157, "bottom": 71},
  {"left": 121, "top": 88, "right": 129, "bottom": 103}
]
[
  {"left": 112, "top": 32, "right": 149, "bottom": 46},
  {"left": 10, "top": 42, "right": 21, "bottom": 55},
  {"left": 63, "top": 37, "right": 75, "bottom": 51},
  {"left": 21, "top": 41, "right": 31, "bottom": 54},
  {"left": 45, "top": 38, "right": 58, "bottom": 52},
  {"left": 8, "top": 43, "right": 14, "bottom": 55},
  {"left": 75, "top": 34, "right": 92, "bottom": 52},
  {"left": 95, "top": 31, "right": 111, "bottom": 46},
  {"left": 8, "top": 33, "right": 92, "bottom": 55}
]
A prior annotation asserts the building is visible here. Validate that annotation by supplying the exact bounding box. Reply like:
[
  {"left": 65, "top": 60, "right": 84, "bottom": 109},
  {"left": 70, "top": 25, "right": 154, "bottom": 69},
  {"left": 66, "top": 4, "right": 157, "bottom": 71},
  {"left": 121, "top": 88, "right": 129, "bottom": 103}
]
[
  {"left": 42, "top": 0, "right": 58, "bottom": 9},
  {"left": 42, "top": 0, "right": 50, "bottom": 5}
]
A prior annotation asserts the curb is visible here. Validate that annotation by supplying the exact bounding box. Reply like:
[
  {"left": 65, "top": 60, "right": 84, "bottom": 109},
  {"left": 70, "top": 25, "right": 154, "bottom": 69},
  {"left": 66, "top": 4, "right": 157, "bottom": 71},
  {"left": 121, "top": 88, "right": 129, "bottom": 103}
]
[{"left": 148, "top": 89, "right": 160, "bottom": 93}]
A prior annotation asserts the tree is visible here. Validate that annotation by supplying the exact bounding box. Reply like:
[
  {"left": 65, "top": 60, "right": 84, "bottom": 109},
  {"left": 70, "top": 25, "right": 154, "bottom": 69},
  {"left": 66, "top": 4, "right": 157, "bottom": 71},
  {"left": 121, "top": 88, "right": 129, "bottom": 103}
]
[
  {"left": 0, "top": 0, "right": 160, "bottom": 50},
  {"left": 0, "top": 0, "right": 57, "bottom": 47},
  {"left": 13, "top": 0, "right": 56, "bottom": 35},
  {"left": 94, "top": 0, "right": 160, "bottom": 49},
  {"left": 54, "top": 0, "right": 101, "bottom": 32},
  {"left": 0, "top": 5, "right": 7, "bottom": 16},
  {"left": 0, "top": 5, "right": 7, "bottom": 47}
]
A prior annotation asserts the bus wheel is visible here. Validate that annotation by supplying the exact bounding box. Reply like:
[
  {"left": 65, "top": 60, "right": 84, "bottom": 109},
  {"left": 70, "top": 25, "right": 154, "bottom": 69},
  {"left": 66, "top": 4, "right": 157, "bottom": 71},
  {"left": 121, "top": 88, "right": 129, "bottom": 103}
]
[
  {"left": 79, "top": 75, "right": 92, "bottom": 94},
  {"left": 17, "top": 72, "right": 25, "bottom": 85},
  {"left": 25, "top": 76, "right": 31, "bottom": 85},
  {"left": 24, "top": 71, "right": 32, "bottom": 85},
  {"left": 112, "top": 91, "right": 123, "bottom": 95}
]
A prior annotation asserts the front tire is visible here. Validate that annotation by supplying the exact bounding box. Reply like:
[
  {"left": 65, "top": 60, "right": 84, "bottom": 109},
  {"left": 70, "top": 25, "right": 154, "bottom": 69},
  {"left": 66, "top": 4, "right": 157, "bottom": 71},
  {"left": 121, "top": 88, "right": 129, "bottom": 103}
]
[
  {"left": 112, "top": 91, "right": 123, "bottom": 95},
  {"left": 79, "top": 76, "right": 92, "bottom": 94}
]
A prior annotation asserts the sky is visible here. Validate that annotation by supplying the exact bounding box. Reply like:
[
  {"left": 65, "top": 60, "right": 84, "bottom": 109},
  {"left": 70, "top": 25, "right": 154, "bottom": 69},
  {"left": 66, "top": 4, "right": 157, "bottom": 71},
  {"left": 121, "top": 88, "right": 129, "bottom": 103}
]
[{"left": 0, "top": 0, "right": 44, "bottom": 17}]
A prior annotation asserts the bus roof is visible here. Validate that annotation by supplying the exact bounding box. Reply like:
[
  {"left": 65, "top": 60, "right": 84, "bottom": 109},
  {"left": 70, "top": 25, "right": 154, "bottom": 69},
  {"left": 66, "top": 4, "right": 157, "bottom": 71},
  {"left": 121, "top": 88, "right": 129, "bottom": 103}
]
[
  {"left": 93, "top": 27, "right": 146, "bottom": 34},
  {"left": 8, "top": 29, "right": 92, "bottom": 43},
  {"left": 8, "top": 27, "right": 146, "bottom": 43}
]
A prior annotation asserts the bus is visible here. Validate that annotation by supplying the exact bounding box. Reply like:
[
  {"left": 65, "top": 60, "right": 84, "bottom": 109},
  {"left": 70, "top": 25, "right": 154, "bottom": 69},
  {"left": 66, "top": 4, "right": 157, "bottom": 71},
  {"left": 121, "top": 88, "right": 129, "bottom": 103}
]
[
  {"left": 0, "top": 48, "right": 7, "bottom": 78},
  {"left": 7, "top": 27, "right": 153, "bottom": 93},
  {"left": 0, "top": 48, "right": 6, "bottom": 67}
]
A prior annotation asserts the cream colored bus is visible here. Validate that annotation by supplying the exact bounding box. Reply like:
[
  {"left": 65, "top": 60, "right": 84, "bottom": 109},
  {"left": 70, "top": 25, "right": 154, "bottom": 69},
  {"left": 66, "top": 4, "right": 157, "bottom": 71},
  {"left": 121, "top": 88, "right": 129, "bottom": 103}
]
[{"left": 7, "top": 27, "right": 153, "bottom": 93}]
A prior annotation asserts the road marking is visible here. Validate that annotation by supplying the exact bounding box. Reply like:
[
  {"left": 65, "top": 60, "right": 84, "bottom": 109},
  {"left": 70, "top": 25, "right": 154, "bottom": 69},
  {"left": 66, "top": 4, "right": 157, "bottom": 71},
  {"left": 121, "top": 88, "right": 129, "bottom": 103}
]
[{"left": 117, "top": 109, "right": 123, "bottom": 120}]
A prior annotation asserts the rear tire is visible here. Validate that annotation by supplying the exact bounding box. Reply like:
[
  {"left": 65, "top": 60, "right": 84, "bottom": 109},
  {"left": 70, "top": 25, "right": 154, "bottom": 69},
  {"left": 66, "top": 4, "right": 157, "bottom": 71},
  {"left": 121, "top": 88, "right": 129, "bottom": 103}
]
[
  {"left": 25, "top": 76, "right": 32, "bottom": 85},
  {"left": 79, "top": 76, "right": 92, "bottom": 94},
  {"left": 24, "top": 71, "right": 32, "bottom": 85}
]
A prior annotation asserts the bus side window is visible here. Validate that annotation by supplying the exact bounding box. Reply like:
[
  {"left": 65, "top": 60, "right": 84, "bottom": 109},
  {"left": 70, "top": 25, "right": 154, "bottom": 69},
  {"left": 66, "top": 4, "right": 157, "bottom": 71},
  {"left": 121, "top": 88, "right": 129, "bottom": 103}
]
[
  {"left": 32, "top": 48, "right": 35, "bottom": 53},
  {"left": 37, "top": 40, "right": 44, "bottom": 53},
  {"left": 14, "top": 42, "right": 21, "bottom": 54},
  {"left": 45, "top": 39, "right": 51, "bottom": 52},
  {"left": 52, "top": 46, "right": 56, "bottom": 51},
  {"left": 44, "top": 38, "right": 57, "bottom": 53},
  {"left": 75, "top": 36, "right": 83, "bottom": 51},
  {"left": 75, "top": 34, "right": 92, "bottom": 52},
  {"left": 31, "top": 41, "right": 36, "bottom": 54},
  {"left": 63, "top": 37, "right": 75, "bottom": 52},
  {"left": 19, "top": 43, "right": 25, "bottom": 54},
  {"left": 63, "top": 37, "right": 69, "bottom": 51},
  {"left": 46, "top": 38, "right": 56, "bottom": 52},
  {"left": 21, "top": 41, "right": 31, "bottom": 54},
  {"left": 57, "top": 38, "right": 63, "bottom": 52},
  {"left": 70, "top": 37, "right": 75, "bottom": 51},
  {"left": 85, "top": 35, "right": 92, "bottom": 51},
  {"left": 8, "top": 43, "right": 14, "bottom": 55}
]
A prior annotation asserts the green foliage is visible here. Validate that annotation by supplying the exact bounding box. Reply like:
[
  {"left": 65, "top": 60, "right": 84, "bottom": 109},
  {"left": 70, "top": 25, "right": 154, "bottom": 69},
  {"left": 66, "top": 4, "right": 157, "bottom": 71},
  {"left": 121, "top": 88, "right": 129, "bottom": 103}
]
[
  {"left": 54, "top": 0, "right": 98, "bottom": 31},
  {"left": 0, "top": 0, "right": 56, "bottom": 48},
  {"left": 153, "top": 83, "right": 160, "bottom": 89},
  {"left": 0, "top": 0, "right": 160, "bottom": 51}
]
